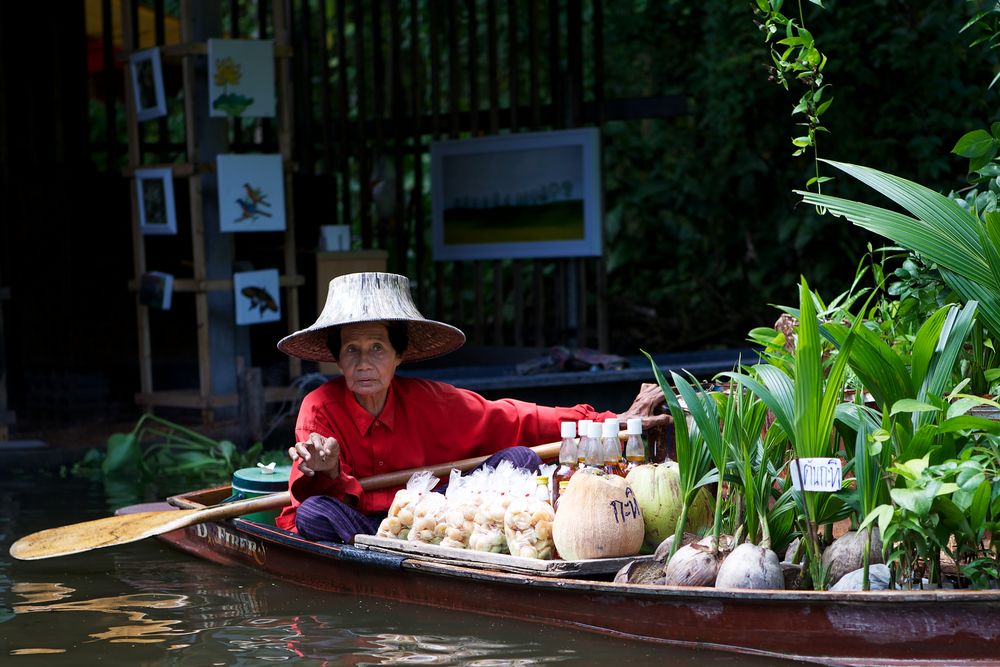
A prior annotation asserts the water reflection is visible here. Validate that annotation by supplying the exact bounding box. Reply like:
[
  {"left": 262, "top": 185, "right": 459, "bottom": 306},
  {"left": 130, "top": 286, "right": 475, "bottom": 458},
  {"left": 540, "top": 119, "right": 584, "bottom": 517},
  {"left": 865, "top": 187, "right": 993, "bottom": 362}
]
[
  {"left": 13, "top": 586, "right": 192, "bottom": 644},
  {"left": 1, "top": 475, "right": 799, "bottom": 665}
]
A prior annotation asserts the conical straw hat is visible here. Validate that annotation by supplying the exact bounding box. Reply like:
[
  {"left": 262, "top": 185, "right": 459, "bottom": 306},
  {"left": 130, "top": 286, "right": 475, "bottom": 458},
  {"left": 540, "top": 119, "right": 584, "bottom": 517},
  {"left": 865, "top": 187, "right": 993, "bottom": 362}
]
[{"left": 277, "top": 272, "right": 465, "bottom": 363}]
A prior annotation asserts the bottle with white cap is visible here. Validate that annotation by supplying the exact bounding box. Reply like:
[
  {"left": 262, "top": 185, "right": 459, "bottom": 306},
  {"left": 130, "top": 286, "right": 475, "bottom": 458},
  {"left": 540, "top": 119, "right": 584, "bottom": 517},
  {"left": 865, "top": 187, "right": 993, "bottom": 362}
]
[
  {"left": 624, "top": 417, "right": 646, "bottom": 472},
  {"left": 576, "top": 419, "right": 593, "bottom": 468},
  {"left": 553, "top": 421, "right": 578, "bottom": 506},
  {"left": 601, "top": 418, "right": 625, "bottom": 476},
  {"left": 584, "top": 421, "right": 604, "bottom": 468}
]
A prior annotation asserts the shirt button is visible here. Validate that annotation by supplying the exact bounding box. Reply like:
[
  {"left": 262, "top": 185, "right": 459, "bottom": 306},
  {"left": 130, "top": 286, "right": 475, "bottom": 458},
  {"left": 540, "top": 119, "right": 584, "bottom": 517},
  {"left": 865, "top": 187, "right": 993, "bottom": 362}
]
[{"left": 378, "top": 460, "right": 385, "bottom": 467}]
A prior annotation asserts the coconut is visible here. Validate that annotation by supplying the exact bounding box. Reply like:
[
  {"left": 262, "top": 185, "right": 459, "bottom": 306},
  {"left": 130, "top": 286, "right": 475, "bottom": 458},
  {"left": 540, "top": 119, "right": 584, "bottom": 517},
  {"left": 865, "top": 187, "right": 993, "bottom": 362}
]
[
  {"left": 715, "top": 542, "right": 784, "bottom": 590},
  {"left": 821, "top": 529, "right": 883, "bottom": 588},
  {"left": 613, "top": 558, "right": 665, "bottom": 585},
  {"left": 653, "top": 532, "right": 700, "bottom": 563},
  {"left": 662, "top": 536, "right": 724, "bottom": 587},
  {"left": 552, "top": 470, "right": 644, "bottom": 560},
  {"left": 625, "top": 462, "right": 713, "bottom": 551}
]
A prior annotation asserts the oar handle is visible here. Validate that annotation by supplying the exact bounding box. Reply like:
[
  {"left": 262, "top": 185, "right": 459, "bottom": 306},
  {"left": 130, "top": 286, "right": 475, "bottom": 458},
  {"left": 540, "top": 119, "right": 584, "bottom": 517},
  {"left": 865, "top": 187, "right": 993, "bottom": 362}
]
[{"left": 214, "top": 440, "right": 561, "bottom": 514}]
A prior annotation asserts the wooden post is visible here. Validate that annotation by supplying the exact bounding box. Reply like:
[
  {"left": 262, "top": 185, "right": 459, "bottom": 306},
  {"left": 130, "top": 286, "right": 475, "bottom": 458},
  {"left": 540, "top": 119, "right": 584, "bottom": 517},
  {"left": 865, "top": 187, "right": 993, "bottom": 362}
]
[{"left": 237, "top": 356, "right": 264, "bottom": 447}]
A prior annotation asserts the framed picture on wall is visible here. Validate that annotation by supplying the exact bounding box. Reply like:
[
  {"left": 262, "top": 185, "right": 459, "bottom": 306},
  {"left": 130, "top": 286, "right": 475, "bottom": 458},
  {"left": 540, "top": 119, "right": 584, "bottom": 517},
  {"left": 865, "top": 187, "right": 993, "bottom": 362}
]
[
  {"left": 207, "top": 39, "right": 276, "bottom": 118},
  {"left": 233, "top": 269, "right": 282, "bottom": 326},
  {"left": 135, "top": 167, "right": 177, "bottom": 235},
  {"left": 217, "top": 154, "right": 286, "bottom": 233},
  {"left": 430, "top": 128, "right": 603, "bottom": 261},
  {"left": 129, "top": 48, "right": 167, "bottom": 121}
]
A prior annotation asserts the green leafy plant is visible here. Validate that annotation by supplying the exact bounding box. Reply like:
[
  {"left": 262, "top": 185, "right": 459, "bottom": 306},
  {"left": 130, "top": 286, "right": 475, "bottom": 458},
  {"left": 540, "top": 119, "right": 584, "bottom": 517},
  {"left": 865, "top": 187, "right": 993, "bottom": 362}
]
[
  {"left": 752, "top": 0, "right": 833, "bottom": 197},
  {"left": 799, "top": 161, "right": 1000, "bottom": 348},
  {"left": 724, "top": 277, "right": 860, "bottom": 589},
  {"left": 74, "top": 414, "right": 282, "bottom": 484},
  {"left": 643, "top": 350, "right": 715, "bottom": 560}
]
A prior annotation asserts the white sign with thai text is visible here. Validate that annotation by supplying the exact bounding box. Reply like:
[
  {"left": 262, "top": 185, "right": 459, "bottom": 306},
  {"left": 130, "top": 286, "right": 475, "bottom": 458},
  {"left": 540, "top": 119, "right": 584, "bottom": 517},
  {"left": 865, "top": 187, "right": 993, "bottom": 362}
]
[{"left": 789, "top": 458, "right": 843, "bottom": 492}]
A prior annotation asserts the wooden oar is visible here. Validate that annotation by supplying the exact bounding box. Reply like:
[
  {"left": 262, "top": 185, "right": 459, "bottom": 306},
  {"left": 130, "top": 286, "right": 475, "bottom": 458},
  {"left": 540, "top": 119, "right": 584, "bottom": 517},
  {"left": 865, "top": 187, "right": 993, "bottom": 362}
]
[{"left": 8, "top": 441, "right": 560, "bottom": 561}]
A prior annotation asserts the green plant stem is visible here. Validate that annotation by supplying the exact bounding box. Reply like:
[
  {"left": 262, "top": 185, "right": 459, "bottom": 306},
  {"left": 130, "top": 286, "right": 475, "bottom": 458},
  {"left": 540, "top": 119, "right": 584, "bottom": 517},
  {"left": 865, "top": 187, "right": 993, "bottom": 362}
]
[
  {"left": 862, "top": 525, "right": 871, "bottom": 591},
  {"left": 670, "top": 500, "right": 692, "bottom": 561}
]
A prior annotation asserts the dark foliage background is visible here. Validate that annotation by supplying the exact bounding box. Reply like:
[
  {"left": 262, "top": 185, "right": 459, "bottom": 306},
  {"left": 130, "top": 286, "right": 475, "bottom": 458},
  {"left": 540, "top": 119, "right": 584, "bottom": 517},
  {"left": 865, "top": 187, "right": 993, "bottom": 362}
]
[{"left": 599, "top": 0, "right": 998, "bottom": 354}]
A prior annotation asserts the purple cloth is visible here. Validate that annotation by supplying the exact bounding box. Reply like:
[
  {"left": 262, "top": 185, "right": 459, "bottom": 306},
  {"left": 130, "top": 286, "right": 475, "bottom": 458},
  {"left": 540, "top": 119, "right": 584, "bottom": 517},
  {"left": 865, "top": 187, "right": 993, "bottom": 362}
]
[{"left": 294, "top": 445, "right": 542, "bottom": 543}]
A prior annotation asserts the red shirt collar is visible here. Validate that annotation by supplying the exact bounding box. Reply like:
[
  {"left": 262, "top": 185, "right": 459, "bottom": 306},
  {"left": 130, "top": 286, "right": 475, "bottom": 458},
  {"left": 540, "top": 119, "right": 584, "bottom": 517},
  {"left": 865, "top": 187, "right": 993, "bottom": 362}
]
[{"left": 344, "top": 378, "right": 396, "bottom": 435}]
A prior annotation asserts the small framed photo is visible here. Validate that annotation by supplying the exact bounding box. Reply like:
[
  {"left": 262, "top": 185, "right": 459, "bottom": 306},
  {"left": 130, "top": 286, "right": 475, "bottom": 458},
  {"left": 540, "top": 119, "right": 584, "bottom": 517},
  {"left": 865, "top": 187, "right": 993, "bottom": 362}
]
[
  {"left": 139, "top": 271, "right": 174, "bottom": 310},
  {"left": 233, "top": 269, "right": 282, "bottom": 326},
  {"left": 129, "top": 48, "right": 167, "bottom": 122},
  {"left": 217, "top": 154, "right": 286, "bottom": 233},
  {"left": 208, "top": 39, "right": 276, "bottom": 118},
  {"left": 430, "top": 128, "right": 603, "bottom": 260},
  {"left": 135, "top": 167, "right": 177, "bottom": 235}
]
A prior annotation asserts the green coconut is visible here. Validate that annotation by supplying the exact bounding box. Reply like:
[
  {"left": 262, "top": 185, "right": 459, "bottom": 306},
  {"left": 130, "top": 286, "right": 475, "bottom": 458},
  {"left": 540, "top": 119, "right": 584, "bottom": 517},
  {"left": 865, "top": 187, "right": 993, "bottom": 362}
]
[{"left": 625, "top": 462, "right": 713, "bottom": 552}]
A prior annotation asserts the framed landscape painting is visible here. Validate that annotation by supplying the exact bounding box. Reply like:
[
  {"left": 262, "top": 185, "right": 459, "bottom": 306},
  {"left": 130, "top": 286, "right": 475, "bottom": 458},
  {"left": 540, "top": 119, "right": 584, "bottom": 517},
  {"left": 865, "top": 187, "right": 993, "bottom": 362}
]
[
  {"left": 430, "top": 128, "right": 602, "bottom": 261},
  {"left": 217, "top": 154, "right": 286, "bottom": 233},
  {"left": 135, "top": 167, "right": 177, "bottom": 235},
  {"left": 129, "top": 48, "right": 167, "bottom": 121},
  {"left": 233, "top": 269, "right": 281, "bottom": 325}
]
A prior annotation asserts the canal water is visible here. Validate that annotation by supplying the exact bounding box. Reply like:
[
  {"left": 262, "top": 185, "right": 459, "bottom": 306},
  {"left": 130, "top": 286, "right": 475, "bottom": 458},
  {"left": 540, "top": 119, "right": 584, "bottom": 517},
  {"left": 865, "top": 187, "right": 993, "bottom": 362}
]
[{"left": 1, "top": 471, "right": 802, "bottom": 665}]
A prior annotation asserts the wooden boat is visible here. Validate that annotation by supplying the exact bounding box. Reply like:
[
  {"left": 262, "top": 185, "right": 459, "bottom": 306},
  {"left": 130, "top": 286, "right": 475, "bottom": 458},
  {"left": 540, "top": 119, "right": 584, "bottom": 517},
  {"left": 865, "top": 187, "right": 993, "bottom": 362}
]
[{"left": 137, "top": 485, "right": 1000, "bottom": 667}]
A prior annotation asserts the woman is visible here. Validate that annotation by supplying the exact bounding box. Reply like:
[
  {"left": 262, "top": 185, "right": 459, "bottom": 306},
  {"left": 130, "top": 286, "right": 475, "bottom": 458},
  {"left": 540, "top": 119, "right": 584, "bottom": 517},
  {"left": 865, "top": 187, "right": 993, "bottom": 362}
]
[{"left": 275, "top": 272, "right": 662, "bottom": 543}]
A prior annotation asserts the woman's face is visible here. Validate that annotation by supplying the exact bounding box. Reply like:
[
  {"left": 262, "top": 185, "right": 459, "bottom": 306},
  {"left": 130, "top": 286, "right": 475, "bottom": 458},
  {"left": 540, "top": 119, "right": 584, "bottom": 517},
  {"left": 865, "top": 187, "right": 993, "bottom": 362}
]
[{"left": 338, "top": 323, "right": 402, "bottom": 402}]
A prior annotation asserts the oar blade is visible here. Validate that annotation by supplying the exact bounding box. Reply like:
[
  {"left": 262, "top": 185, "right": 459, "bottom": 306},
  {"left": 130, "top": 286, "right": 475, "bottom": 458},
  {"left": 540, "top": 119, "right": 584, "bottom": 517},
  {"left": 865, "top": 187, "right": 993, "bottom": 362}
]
[{"left": 9, "top": 510, "right": 196, "bottom": 561}]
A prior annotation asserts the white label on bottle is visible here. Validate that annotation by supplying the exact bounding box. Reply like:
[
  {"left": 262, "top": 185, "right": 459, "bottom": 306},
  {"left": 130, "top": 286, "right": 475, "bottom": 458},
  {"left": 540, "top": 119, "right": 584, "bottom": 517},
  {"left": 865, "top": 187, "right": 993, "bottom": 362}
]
[{"left": 789, "top": 458, "right": 842, "bottom": 492}]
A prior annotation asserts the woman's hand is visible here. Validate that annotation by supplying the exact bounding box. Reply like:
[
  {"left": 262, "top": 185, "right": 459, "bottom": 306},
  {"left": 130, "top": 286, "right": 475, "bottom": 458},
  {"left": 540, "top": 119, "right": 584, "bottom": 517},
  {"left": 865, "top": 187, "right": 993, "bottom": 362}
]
[
  {"left": 619, "top": 382, "right": 672, "bottom": 431},
  {"left": 288, "top": 432, "right": 341, "bottom": 478}
]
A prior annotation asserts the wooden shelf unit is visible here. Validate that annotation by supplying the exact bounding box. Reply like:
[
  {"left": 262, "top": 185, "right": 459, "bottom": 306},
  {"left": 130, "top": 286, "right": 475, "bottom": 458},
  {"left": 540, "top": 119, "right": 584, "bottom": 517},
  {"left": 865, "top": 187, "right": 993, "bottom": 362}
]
[{"left": 122, "top": 1, "right": 302, "bottom": 422}]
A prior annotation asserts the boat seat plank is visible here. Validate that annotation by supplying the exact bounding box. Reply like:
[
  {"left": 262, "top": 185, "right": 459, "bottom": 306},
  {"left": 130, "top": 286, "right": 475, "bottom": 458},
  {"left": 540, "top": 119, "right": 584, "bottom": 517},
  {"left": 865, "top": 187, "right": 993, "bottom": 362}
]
[{"left": 355, "top": 534, "right": 649, "bottom": 577}]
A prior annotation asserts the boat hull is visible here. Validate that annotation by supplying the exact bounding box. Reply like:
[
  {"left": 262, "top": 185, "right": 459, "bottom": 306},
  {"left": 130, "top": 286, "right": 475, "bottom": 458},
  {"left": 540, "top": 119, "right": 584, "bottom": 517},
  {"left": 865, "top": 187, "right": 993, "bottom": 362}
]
[{"left": 149, "top": 492, "right": 1000, "bottom": 666}]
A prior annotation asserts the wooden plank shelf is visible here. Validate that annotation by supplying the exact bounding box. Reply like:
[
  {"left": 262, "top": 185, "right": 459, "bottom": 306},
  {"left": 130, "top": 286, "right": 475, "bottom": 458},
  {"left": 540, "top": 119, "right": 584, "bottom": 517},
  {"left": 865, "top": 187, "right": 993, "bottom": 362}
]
[
  {"left": 122, "top": 1, "right": 303, "bottom": 425},
  {"left": 355, "top": 534, "right": 652, "bottom": 577},
  {"left": 134, "top": 386, "right": 302, "bottom": 410},
  {"left": 128, "top": 274, "right": 305, "bottom": 294}
]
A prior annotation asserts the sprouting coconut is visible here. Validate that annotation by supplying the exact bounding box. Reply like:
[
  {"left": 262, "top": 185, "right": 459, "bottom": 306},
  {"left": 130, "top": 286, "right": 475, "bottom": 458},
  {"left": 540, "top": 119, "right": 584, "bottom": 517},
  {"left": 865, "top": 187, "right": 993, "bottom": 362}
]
[
  {"left": 821, "top": 528, "right": 882, "bottom": 588},
  {"left": 715, "top": 542, "right": 784, "bottom": 589},
  {"left": 663, "top": 535, "right": 728, "bottom": 587},
  {"left": 653, "top": 532, "right": 700, "bottom": 563}
]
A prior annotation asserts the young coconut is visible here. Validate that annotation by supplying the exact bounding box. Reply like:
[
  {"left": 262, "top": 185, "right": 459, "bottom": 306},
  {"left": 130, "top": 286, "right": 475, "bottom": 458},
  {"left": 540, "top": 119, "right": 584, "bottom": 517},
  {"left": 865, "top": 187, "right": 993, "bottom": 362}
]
[
  {"left": 625, "top": 462, "right": 713, "bottom": 552},
  {"left": 662, "top": 535, "right": 729, "bottom": 587},
  {"left": 715, "top": 542, "right": 784, "bottom": 589},
  {"left": 552, "top": 470, "right": 644, "bottom": 560}
]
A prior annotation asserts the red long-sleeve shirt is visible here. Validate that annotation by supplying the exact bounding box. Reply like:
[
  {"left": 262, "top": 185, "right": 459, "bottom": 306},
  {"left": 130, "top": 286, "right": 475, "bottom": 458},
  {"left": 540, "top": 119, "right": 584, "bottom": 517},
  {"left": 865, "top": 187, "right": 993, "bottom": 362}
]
[{"left": 275, "top": 375, "right": 613, "bottom": 532}]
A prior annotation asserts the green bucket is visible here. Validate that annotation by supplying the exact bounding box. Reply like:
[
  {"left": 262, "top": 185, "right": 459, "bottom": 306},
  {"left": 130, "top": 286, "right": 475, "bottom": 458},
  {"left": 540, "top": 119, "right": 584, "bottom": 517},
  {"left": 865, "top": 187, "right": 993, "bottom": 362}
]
[{"left": 231, "top": 465, "right": 291, "bottom": 524}]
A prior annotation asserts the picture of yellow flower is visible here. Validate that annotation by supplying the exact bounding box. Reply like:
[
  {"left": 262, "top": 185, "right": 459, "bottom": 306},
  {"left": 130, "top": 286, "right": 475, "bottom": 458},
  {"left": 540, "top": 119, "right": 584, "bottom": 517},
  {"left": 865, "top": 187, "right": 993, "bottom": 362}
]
[{"left": 214, "top": 57, "right": 242, "bottom": 88}]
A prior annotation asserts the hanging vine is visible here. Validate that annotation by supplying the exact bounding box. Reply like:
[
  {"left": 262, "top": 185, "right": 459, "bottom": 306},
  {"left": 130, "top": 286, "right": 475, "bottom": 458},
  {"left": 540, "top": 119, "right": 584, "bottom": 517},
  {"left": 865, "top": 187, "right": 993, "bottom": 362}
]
[{"left": 753, "top": 0, "right": 833, "bottom": 205}]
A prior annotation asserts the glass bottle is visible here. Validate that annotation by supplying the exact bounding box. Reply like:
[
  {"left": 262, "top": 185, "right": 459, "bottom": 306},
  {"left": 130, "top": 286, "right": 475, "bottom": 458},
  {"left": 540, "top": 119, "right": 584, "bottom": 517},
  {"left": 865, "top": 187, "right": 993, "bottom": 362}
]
[
  {"left": 624, "top": 417, "right": 646, "bottom": 473},
  {"left": 534, "top": 475, "right": 552, "bottom": 504},
  {"left": 584, "top": 421, "right": 604, "bottom": 469},
  {"left": 601, "top": 418, "right": 625, "bottom": 476},
  {"left": 554, "top": 480, "right": 570, "bottom": 511},
  {"left": 553, "top": 421, "right": 577, "bottom": 504},
  {"left": 576, "top": 419, "right": 592, "bottom": 468}
]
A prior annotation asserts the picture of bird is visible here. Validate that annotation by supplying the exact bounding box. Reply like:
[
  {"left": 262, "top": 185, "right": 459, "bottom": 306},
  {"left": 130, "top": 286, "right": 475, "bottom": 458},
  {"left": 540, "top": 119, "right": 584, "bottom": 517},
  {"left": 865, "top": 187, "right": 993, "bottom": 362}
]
[
  {"left": 241, "top": 286, "right": 278, "bottom": 314},
  {"left": 234, "top": 195, "right": 273, "bottom": 223},
  {"left": 243, "top": 182, "right": 270, "bottom": 207}
]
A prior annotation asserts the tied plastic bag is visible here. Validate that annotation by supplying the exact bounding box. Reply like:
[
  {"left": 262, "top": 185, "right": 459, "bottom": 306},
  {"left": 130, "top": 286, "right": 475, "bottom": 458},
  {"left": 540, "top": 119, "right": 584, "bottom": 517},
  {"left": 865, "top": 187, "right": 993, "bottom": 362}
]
[
  {"left": 469, "top": 462, "right": 535, "bottom": 554},
  {"left": 408, "top": 488, "right": 448, "bottom": 545},
  {"left": 504, "top": 464, "right": 557, "bottom": 559},
  {"left": 376, "top": 470, "right": 439, "bottom": 540},
  {"left": 440, "top": 467, "right": 490, "bottom": 549},
  {"left": 504, "top": 496, "right": 555, "bottom": 559}
]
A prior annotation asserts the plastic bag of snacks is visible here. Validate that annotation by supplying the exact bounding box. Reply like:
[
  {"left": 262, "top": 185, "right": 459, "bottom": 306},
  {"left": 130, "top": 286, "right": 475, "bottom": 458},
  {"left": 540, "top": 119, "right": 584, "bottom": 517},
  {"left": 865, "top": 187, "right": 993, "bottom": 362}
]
[
  {"left": 469, "top": 462, "right": 535, "bottom": 554},
  {"left": 407, "top": 489, "right": 448, "bottom": 545},
  {"left": 504, "top": 464, "right": 557, "bottom": 559},
  {"left": 376, "top": 470, "right": 439, "bottom": 540},
  {"left": 440, "top": 467, "right": 490, "bottom": 549}
]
